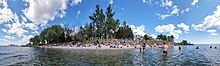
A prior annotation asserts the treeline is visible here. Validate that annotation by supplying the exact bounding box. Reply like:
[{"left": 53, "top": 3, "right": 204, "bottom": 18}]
[
  {"left": 156, "top": 34, "right": 175, "bottom": 41},
  {"left": 29, "top": 4, "right": 134, "bottom": 45},
  {"left": 29, "top": 25, "right": 72, "bottom": 45}
]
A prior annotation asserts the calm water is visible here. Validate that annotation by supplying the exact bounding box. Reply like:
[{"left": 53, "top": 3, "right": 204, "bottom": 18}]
[{"left": 0, "top": 44, "right": 220, "bottom": 66}]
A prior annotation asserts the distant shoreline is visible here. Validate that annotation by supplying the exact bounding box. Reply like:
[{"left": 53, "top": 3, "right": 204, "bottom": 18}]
[
  {"left": 175, "top": 43, "right": 194, "bottom": 45},
  {"left": 35, "top": 44, "right": 143, "bottom": 50}
]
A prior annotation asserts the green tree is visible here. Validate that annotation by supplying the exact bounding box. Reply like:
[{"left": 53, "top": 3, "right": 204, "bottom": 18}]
[
  {"left": 32, "top": 25, "right": 66, "bottom": 44},
  {"left": 89, "top": 4, "right": 105, "bottom": 38},
  {"left": 156, "top": 34, "right": 169, "bottom": 41},
  {"left": 181, "top": 40, "right": 188, "bottom": 45},
  {"left": 105, "top": 4, "right": 120, "bottom": 38},
  {"left": 144, "top": 34, "right": 153, "bottom": 40},
  {"left": 30, "top": 35, "right": 43, "bottom": 46},
  {"left": 115, "top": 21, "right": 134, "bottom": 39},
  {"left": 167, "top": 35, "right": 174, "bottom": 42}
]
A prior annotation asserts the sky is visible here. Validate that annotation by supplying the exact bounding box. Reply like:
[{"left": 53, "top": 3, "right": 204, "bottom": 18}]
[{"left": 0, "top": 0, "right": 220, "bottom": 45}]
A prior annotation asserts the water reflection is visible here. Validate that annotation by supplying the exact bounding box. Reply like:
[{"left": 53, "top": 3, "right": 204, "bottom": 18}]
[
  {"left": 1, "top": 45, "right": 220, "bottom": 66},
  {"left": 13, "top": 47, "right": 133, "bottom": 66}
]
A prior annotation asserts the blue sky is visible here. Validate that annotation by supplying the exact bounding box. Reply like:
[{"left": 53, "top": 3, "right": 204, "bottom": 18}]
[{"left": 0, "top": 0, "right": 220, "bottom": 45}]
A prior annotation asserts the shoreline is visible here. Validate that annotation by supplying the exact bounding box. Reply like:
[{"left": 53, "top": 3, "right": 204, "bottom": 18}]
[{"left": 37, "top": 44, "right": 149, "bottom": 50}]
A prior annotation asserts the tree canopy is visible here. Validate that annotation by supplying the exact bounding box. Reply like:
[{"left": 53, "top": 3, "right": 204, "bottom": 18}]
[
  {"left": 30, "top": 25, "right": 69, "bottom": 45},
  {"left": 29, "top": 4, "right": 135, "bottom": 46},
  {"left": 156, "top": 34, "right": 174, "bottom": 42}
]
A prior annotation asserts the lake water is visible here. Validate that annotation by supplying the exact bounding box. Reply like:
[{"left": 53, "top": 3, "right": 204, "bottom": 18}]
[{"left": 0, "top": 44, "right": 220, "bottom": 66}]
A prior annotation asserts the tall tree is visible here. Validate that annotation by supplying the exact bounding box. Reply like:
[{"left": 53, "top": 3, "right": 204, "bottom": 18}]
[
  {"left": 115, "top": 21, "right": 134, "bottom": 39},
  {"left": 89, "top": 4, "right": 106, "bottom": 38},
  {"left": 105, "top": 4, "right": 119, "bottom": 38},
  {"left": 167, "top": 35, "right": 174, "bottom": 42}
]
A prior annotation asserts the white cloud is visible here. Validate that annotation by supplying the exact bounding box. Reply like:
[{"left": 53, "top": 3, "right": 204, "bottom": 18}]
[
  {"left": 158, "top": 5, "right": 180, "bottom": 20},
  {"left": 142, "top": 0, "right": 152, "bottom": 4},
  {"left": 170, "top": 5, "right": 180, "bottom": 15},
  {"left": 23, "top": 0, "right": 68, "bottom": 25},
  {"left": 21, "top": 15, "right": 27, "bottom": 22},
  {"left": 0, "top": 0, "right": 19, "bottom": 24},
  {"left": 210, "top": 33, "right": 218, "bottom": 36},
  {"left": 185, "top": 8, "right": 190, "bottom": 12},
  {"left": 143, "top": 0, "right": 146, "bottom": 3},
  {"left": 5, "top": 35, "right": 15, "bottom": 39},
  {"left": 192, "top": 5, "right": 220, "bottom": 31},
  {"left": 207, "top": 29, "right": 216, "bottom": 33},
  {"left": 0, "top": 38, "right": 11, "bottom": 45},
  {"left": 155, "top": 24, "right": 182, "bottom": 39},
  {"left": 181, "top": 10, "right": 184, "bottom": 14},
  {"left": 2, "top": 22, "right": 28, "bottom": 37},
  {"left": 206, "top": 29, "right": 218, "bottom": 36},
  {"left": 177, "top": 23, "right": 189, "bottom": 33},
  {"left": 25, "top": 23, "right": 38, "bottom": 30},
  {"left": 16, "top": 35, "right": 34, "bottom": 45},
  {"left": 0, "top": 35, "right": 34, "bottom": 45},
  {"left": 4, "top": 23, "right": 12, "bottom": 28},
  {"left": 2, "top": 29, "right": 7, "bottom": 33},
  {"left": 71, "top": 0, "right": 82, "bottom": 5},
  {"left": 109, "top": 0, "right": 113, "bottom": 4},
  {"left": 155, "top": 24, "right": 175, "bottom": 33},
  {"left": 32, "top": 31, "right": 39, "bottom": 34},
  {"left": 192, "top": 0, "right": 198, "bottom": 6},
  {"left": 150, "top": 34, "right": 157, "bottom": 39},
  {"left": 129, "top": 25, "right": 146, "bottom": 36},
  {"left": 76, "top": 10, "right": 80, "bottom": 19},
  {"left": 161, "top": 0, "right": 172, "bottom": 7},
  {"left": 158, "top": 14, "right": 171, "bottom": 20},
  {"left": 181, "top": 8, "right": 190, "bottom": 14}
]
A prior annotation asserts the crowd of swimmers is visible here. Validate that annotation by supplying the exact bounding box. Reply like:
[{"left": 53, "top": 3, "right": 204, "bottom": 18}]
[{"left": 195, "top": 45, "right": 217, "bottom": 49}]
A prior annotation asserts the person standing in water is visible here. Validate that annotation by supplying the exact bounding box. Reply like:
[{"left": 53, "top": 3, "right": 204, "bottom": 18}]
[
  {"left": 163, "top": 43, "right": 168, "bottom": 55},
  {"left": 142, "top": 43, "right": 146, "bottom": 51}
]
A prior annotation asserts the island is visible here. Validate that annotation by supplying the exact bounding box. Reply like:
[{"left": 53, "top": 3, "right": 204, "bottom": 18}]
[
  {"left": 175, "top": 40, "right": 194, "bottom": 45},
  {"left": 22, "top": 4, "right": 178, "bottom": 49}
]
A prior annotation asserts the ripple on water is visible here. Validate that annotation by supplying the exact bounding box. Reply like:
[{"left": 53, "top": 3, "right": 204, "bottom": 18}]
[
  {"left": 132, "top": 46, "right": 212, "bottom": 66},
  {"left": 2, "top": 45, "right": 220, "bottom": 66}
]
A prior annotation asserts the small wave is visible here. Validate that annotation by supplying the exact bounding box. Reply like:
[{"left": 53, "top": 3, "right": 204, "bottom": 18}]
[
  {"left": 0, "top": 54, "right": 28, "bottom": 62},
  {"left": 0, "top": 53, "right": 12, "bottom": 55}
]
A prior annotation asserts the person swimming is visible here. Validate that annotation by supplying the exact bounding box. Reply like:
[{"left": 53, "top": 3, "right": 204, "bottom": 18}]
[
  {"left": 215, "top": 46, "right": 217, "bottom": 49},
  {"left": 196, "top": 46, "right": 199, "bottom": 49},
  {"left": 179, "top": 46, "right": 181, "bottom": 49},
  {"left": 210, "top": 46, "right": 212, "bottom": 48}
]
